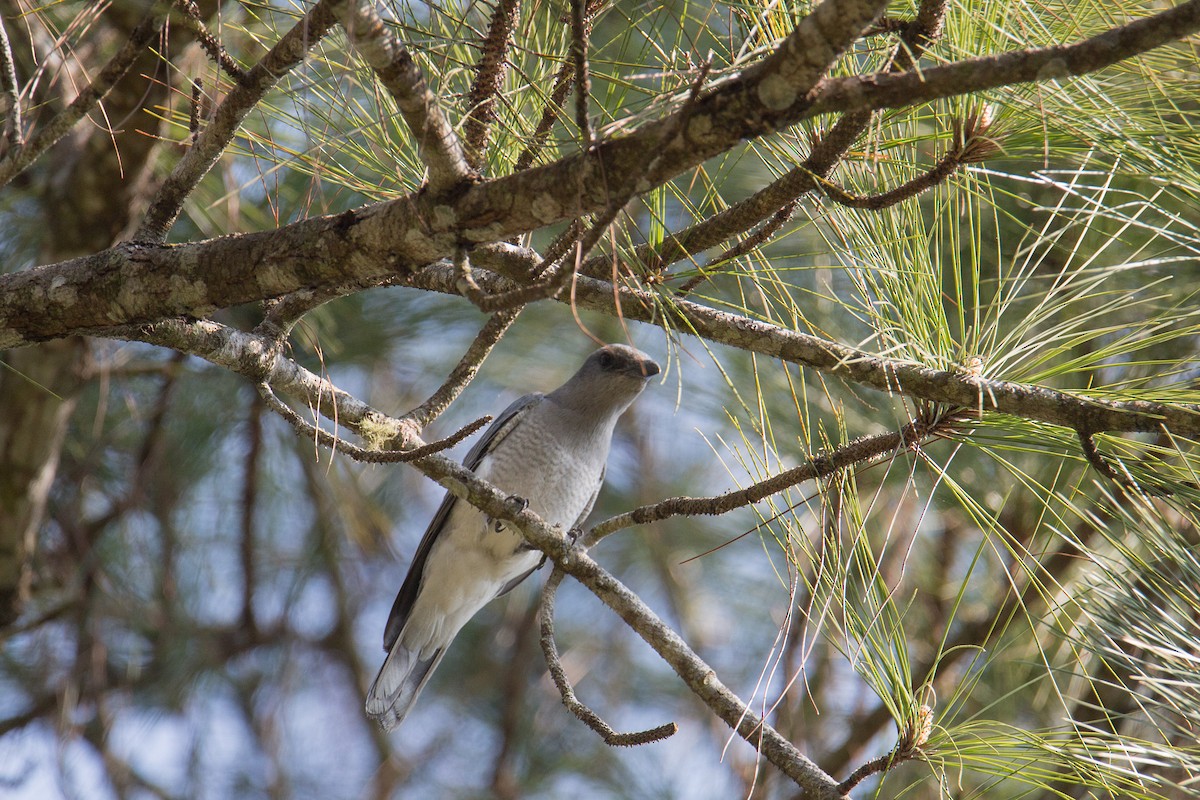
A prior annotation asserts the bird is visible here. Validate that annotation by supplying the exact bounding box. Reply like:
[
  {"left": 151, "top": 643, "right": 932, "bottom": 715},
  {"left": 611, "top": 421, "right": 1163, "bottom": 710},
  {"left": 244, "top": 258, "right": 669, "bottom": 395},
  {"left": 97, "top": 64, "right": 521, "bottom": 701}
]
[{"left": 366, "top": 343, "right": 660, "bottom": 731}]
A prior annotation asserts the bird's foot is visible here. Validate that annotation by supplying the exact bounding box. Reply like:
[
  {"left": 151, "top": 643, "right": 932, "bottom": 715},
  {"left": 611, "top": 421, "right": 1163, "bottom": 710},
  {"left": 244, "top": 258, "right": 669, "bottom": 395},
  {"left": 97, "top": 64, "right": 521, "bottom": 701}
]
[{"left": 492, "top": 495, "right": 528, "bottom": 533}]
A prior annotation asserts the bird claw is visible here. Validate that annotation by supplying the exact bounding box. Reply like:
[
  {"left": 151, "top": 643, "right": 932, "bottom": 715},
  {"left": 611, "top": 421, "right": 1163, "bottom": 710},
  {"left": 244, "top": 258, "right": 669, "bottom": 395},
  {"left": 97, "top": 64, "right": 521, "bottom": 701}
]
[{"left": 492, "top": 495, "right": 529, "bottom": 532}]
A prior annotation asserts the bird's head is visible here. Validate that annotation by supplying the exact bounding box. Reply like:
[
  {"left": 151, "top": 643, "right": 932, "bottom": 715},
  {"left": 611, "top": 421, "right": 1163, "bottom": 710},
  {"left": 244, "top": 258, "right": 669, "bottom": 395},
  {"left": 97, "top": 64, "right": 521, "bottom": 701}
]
[{"left": 548, "top": 344, "right": 660, "bottom": 415}]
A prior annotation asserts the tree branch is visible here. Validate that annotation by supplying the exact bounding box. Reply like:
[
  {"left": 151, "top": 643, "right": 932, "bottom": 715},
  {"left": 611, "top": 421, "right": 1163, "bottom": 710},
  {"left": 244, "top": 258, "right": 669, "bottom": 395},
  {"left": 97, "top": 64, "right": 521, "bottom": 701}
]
[
  {"left": 808, "top": 0, "right": 1200, "bottom": 118},
  {"left": 464, "top": 0, "right": 522, "bottom": 168},
  {"left": 0, "top": 9, "right": 167, "bottom": 189},
  {"left": 585, "top": 406, "right": 968, "bottom": 545},
  {"left": 334, "top": 0, "right": 474, "bottom": 193},
  {"left": 0, "top": 9, "right": 22, "bottom": 150},
  {"left": 5, "top": 2, "right": 1194, "bottom": 348},
  {"left": 428, "top": 256, "right": 1200, "bottom": 439},
  {"left": 136, "top": 0, "right": 340, "bottom": 241},
  {"left": 538, "top": 567, "right": 677, "bottom": 746}
]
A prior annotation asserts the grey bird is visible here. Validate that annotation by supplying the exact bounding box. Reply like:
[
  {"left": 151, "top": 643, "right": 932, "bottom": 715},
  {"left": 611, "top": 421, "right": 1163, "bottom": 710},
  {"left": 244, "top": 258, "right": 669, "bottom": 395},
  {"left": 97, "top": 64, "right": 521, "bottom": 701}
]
[{"left": 366, "top": 344, "right": 660, "bottom": 731}]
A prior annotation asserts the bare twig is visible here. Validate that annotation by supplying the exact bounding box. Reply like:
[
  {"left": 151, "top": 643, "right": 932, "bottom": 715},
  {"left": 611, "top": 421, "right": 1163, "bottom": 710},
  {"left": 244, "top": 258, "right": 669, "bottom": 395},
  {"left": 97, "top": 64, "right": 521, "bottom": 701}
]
[
  {"left": 813, "top": 108, "right": 999, "bottom": 210},
  {"left": 175, "top": 0, "right": 247, "bottom": 82},
  {"left": 0, "top": 9, "right": 167, "bottom": 189},
  {"left": 0, "top": 11, "right": 22, "bottom": 150},
  {"left": 512, "top": 58, "right": 575, "bottom": 172},
  {"left": 188, "top": 79, "right": 202, "bottom": 143},
  {"left": 586, "top": 407, "right": 969, "bottom": 545},
  {"left": 539, "top": 567, "right": 677, "bottom": 746},
  {"left": 674, "top": 201, "right": 797, "bottom": 295},
  {"left": 257, "top": 274, "right": 413, "bottom": 345},
  {"left": 1078, "top": 429, "right": 1135, "bottom": 488},
  {"left": 404, "top": 307, "right": 521, "bottom": 428},
  {"left": 464, "top": 0, "right": 522, "bottom": 168},
  {"left": 136, "top": 0, "right": 340, "bottom": 241},
  {"left": 334, "top": 0, "right": 473, "bottom": 193},
  {"left": 455, "top": 245, "right": 566, "bottom": 312},
  {"left": 257, "top": 380, "right": 490, "bottom": 463}
]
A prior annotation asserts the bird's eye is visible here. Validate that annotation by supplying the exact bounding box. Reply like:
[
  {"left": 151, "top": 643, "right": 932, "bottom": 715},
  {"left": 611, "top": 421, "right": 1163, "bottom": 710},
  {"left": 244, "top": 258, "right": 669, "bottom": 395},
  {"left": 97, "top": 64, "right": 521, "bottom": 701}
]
[{"left": 598, "top": 351, "right": 616, "bottom": 369}]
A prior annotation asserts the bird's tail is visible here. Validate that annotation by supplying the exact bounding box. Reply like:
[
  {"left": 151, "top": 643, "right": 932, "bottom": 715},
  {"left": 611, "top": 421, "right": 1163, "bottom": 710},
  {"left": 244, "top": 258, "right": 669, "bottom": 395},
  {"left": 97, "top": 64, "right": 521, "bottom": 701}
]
[{"left": 365, "top": 640, "right": 446, "bottom": 732}]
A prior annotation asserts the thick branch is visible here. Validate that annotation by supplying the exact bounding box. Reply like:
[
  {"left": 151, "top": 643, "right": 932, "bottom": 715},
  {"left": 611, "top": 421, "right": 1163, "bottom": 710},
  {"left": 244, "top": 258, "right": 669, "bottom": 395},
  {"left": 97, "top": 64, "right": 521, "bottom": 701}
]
[
  {"left": 334, "top": 0, "right": 473, "bottom": 192},
  {"left": 427, "top": 256, "right": 1200, "bottom": 439},
  {"left": 581, "top": 0, "right": 950, "bottom": 281},
  {"left": 4, "top": 2, "right": 1194, "bottom": 347},
  {"left": 808, "top": 0, "right": 1200, "bottom": 117}
]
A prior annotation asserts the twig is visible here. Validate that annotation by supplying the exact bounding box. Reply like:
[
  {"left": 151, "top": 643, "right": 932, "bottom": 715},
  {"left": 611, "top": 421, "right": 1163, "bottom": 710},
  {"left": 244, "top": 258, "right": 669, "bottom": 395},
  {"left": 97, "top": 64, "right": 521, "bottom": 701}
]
[
  {"left": 175, "top": 0, "right": 247, "bottom": 82},
  {"left": 837, "top": 705, "right": 933, "bottom": 792},
  {"left": 257, "top": 380, "right": 490, "bottom": 463},
  {"left": 539, "top": 567, "right": 677, "bottom": 746},
  {"left": 188, "top": 79, "right": 203, "bottom": 143},
  {"left": 569, "top": 0, "right": 592, "bottom": 148},
  {"left": 455, "top": 246, "right": 566, "bottom": 311},
  {"left": 0, "top": 10, "right": 167, "bottom": 189},
  {"left": 404, "top": 307, "right": 521, "bottom": 428},
  {"left": 513, "top": 61, "right": 573, "bottom": 172},
  {"left": 812, "top": 108, "right": 1000, "bottom": 210},
  {"left": 256, "top": 274, "right": 412, "bottom": 344},
  {"left": 136, "top": 0, "right": 340, "bottom": 242},
  {"left": 0, "top": 12, "right": 22, "bottom": 150},
  {"left": 334, "top": 0, "right": 473, "bottom": 193},
  {"left": 674, "top": 201, "right": 797, "bottom": 295},
  {"left": 512, "top": 0, "right": 607, "bottom": 172},
  {"left": 1078, "top": 428, "right": 1135, "bottom": 487},
  {"left": 463, "top": 0, "right": 522, "bottom": 169},
  {"left": 586, "top": 407, "right": 969, "bottom": 546}
]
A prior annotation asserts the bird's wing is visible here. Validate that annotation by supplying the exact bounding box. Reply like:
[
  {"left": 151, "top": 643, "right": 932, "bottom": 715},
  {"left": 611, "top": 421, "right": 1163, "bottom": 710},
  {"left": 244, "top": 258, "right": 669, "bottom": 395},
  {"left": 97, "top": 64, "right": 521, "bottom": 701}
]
[
  {"left": 571, "top": 463, "right": 606, "bottom": 530},
  {"left": 382, "top": 392, "right": 544, "bottom": 651}
]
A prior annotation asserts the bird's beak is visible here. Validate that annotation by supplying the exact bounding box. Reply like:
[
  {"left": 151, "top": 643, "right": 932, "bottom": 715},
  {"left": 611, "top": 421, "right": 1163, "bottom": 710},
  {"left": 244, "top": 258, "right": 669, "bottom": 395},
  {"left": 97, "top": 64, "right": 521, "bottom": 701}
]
[{"left": 639, "top": 358, "right": 661, "bottom": 378}]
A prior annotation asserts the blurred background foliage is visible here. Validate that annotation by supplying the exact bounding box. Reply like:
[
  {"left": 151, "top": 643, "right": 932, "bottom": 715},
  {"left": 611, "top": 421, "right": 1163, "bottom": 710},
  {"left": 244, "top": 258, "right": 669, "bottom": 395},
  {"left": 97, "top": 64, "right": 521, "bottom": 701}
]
[{"left": 1, "top": 0, "right": 1199, "bottom": 798}]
